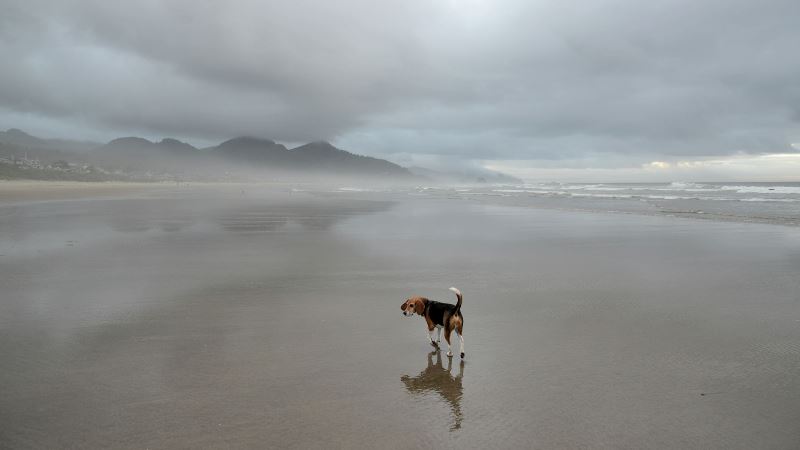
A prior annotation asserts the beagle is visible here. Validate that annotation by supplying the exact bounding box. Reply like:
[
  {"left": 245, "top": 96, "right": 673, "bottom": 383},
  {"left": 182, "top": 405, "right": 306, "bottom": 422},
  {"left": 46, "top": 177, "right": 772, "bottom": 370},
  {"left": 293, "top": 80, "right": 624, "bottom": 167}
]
[{"left": 401, "top": 287, "right": 464, "bottom": 358}]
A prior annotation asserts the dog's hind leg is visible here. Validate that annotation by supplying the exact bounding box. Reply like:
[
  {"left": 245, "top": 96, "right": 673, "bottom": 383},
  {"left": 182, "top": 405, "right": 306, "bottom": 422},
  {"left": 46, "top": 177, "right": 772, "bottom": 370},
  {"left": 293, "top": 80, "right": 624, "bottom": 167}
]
[
  {"left": 444, "top": 327, "right": 453, "bottom": 357},
  {"left": 457, "top": 323, "right": 464, "bottom": 359},
  {"left": 436, "top": 326, "right": 442, "bottom": 344}
]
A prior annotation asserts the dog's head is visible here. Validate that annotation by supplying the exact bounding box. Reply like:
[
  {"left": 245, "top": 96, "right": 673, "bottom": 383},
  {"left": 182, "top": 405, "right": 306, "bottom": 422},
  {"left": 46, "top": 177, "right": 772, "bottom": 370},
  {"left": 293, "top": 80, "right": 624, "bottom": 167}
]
[{"left": 401, "top": 297, "right": 426, "bottom": 317}]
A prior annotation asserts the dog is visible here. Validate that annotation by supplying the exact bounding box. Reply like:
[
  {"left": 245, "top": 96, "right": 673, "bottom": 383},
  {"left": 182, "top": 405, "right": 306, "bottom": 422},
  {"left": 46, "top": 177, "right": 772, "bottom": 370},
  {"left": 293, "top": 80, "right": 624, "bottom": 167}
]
[{"left": 401, "top": 287, "right": 464, "bottom": 358}]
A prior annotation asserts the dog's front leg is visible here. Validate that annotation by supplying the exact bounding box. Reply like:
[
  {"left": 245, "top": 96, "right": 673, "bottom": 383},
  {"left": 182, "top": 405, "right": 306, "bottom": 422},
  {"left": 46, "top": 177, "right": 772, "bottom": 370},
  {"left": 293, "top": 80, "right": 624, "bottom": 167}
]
[
  {"left": 427, "top": 328, "right": 438, "bottom": 347},
  {"left": 436, "top": 326, "right": 442, "bottom": 344}
]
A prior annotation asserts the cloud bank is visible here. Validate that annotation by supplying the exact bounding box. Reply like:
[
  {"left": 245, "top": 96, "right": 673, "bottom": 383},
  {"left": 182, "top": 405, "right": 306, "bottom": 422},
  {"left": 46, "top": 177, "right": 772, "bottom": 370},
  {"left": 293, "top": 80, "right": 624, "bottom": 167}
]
[{"left": 2, "top": 0, "right": 799, "bottom": 177}]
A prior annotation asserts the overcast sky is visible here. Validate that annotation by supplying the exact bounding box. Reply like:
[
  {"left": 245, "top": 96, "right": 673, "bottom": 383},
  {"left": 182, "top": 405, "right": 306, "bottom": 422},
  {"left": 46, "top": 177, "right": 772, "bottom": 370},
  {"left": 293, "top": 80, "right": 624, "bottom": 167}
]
[{"left": 2, "top": 0, "right": 799, "bottom": 180}]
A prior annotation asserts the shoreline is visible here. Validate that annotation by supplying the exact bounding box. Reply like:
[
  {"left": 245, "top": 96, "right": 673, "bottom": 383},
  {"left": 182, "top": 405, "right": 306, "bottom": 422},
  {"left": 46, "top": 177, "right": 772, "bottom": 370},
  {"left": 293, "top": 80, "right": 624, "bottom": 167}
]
[
  {"left": 0, "top": 180, "right": 174, "bottom": 204},
  {"left": 3, "top": 179, "right": 800, "bottom": 229},
  {"left": 0, "top": 180, "right": 301, "bottom": 205},
  {"left": 460, "top": 193, "right": 800, "bottom": 228}
]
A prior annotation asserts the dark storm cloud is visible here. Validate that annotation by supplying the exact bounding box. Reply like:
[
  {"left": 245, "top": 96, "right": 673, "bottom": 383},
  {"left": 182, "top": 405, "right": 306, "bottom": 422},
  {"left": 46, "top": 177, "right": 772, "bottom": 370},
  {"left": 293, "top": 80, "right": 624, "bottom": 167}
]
[{"left": 1, "top": 0, "right": 799, "bottom": 165}]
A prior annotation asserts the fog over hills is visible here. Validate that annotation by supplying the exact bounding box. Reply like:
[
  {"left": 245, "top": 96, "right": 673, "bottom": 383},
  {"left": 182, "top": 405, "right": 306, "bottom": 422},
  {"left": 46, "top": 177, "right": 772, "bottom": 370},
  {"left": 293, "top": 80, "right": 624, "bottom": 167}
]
[
  {"left": 89, "top": 134, "right": 414, "bottom": 180},
  {"left": 408, "top": 166, "right": 523, "bottom": 185},
  {"left": 291, "top": 141, "right": 410, "bottom": 176},
  {"left": 0, "top": 128, "right": 99, "bottom": 153},
  {"left": 0, "top": 128, "right": 517, "bottom": 183},
  {"left": 97, "top": 137, "right": 201, "bottom": 159},
  {"left": 213, "top": 137, "right": 289, "bottom": 164},
  {"left": 0, "top": 129, "right": 92, "bottom": 167}
]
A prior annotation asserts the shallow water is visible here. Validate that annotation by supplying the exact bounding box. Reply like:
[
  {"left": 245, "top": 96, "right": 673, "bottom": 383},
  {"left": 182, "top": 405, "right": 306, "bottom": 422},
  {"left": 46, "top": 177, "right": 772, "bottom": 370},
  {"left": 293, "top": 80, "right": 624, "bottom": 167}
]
[
  {"left": 329, "top": 182, "right": 800, "bottom": 227},
  {"left": 1, "top": 187, "right": 799, "bottom": 448}
]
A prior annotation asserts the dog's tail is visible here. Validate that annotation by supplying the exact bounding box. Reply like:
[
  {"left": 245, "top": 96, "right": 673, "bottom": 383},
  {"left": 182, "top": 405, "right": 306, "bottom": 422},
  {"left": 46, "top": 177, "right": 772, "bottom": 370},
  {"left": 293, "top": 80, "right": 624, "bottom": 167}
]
[{"left": 449, "top": 287, "right": 463, "bottom": 314}]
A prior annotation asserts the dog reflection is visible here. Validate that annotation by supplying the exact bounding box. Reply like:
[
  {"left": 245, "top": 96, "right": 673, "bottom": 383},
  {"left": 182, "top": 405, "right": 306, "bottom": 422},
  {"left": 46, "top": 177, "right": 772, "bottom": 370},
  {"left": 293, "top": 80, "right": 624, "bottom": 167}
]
[{"left": 401, "top": 350, "right": 465, "bottom": 430}]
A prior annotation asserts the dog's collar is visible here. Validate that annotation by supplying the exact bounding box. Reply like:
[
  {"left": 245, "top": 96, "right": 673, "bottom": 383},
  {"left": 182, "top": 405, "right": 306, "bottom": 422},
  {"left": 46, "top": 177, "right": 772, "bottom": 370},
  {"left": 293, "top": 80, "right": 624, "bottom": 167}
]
[{"left": 423, "top": 300, "right": 430, "bottom": 316}]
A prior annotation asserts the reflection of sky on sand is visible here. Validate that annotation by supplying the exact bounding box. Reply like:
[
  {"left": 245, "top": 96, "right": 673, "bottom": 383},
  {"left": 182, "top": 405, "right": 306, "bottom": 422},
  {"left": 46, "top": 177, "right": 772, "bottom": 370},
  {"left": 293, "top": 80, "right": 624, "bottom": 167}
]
[
  {"left": 0, "top": 193, "right": 394, "bottom": 257},
  {"left": 0, "top": 191, "right": 393, "bottom": 335},
  {"left": 401, "top": 350, "right": 465, "bottom": 431}
]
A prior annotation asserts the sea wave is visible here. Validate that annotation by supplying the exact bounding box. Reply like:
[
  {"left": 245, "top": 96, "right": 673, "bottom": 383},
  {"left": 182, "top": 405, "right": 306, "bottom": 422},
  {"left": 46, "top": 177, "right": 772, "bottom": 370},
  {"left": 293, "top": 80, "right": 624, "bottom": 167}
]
[
  {"left": 739, "top": 197, "right": 799, "bottom": 203},
  {"left": 718, "top": 185, "right": 800, "bottom": 195},
  {"left": 570, "top": 193, "right": 635, "bottom": 199},
  {"left": 669, "top": 181, "right": 706, "bottom": 189},
  {"left": 489, "top": 187, "right": 799, "bottom": 203},
  {"left": 338, "top": 187, "right": 376, "bottom": 192}
]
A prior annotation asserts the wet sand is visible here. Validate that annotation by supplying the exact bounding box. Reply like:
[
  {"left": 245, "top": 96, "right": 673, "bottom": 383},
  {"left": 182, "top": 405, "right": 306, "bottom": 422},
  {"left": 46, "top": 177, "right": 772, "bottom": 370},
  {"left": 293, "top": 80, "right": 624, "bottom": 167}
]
[
  {"left": 1, "top": 186, "right": 799, "bottom": 449},
  {"left": 0, "top": 180, "right": 175, "bottom": 204}
]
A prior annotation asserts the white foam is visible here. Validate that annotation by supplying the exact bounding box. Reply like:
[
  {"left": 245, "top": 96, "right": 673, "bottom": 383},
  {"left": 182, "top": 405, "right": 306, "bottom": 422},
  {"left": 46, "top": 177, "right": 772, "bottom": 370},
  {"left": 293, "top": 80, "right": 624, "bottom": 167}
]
[
  {"left": 719, "top": 185, "right": 800, "bottom": 195},
  {"left": 338, "top": 187, "right": 374, "bottom": 192},
  {"left": 645, "top": 195, "right": 698, "bottom": 200},
  {"left": 570, "top": 193, "right": 634, "bottom": 199},
  {"left": 739, "top": 197, "right": 799, "bottom": 203}
]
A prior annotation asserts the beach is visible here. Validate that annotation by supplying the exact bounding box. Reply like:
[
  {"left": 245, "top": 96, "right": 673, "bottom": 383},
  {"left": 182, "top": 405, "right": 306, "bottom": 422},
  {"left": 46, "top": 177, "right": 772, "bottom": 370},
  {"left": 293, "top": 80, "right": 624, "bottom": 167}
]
[
  {"left": 1, "top": 183, "right": 799, "bottom": 449},
  {"left": 0, "top": 180, "right": 177, "bottom": 204}
]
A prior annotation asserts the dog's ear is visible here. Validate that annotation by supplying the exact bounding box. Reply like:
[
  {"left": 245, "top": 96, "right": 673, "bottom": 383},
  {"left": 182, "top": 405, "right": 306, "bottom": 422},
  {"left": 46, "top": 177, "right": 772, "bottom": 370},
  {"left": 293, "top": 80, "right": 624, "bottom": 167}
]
[
  {"left": 414, "top": 298, "right": 426, "bottom": 315},
  {"left": 401, "top": 299, "right": 409, "bottom": 310}
]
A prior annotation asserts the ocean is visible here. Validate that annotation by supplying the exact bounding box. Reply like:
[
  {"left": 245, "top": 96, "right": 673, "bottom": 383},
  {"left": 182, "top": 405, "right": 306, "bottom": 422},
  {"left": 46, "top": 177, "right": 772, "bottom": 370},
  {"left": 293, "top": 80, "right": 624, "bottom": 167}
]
[{"left": 331, "top": 182, "right": 800, "bottom": 227}]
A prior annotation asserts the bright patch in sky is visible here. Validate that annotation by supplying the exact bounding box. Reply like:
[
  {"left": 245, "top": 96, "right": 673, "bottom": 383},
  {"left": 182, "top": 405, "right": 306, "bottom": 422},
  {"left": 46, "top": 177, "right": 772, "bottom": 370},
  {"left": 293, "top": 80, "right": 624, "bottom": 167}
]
[{"left": 486, "top": 153, "right": 800, "bottom": 183}]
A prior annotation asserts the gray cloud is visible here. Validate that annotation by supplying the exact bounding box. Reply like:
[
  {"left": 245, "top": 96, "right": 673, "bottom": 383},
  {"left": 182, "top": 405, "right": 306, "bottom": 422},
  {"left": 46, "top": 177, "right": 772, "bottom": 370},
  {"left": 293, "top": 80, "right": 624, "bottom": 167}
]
[{"left": 1, "top": 0, "right": 799, "bottom": 167}]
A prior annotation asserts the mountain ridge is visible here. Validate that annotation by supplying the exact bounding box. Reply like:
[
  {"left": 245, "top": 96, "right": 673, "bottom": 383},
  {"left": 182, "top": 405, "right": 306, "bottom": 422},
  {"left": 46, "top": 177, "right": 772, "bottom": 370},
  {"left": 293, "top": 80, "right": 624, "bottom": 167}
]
[
  {"left": 1, "top": 128, "right": 515, "bottom": 183},
  {"left": 89, "top": 132, "right": 414, "bottom": 179}
]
